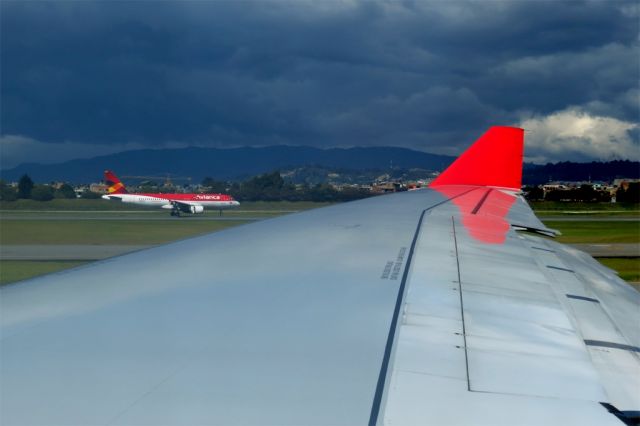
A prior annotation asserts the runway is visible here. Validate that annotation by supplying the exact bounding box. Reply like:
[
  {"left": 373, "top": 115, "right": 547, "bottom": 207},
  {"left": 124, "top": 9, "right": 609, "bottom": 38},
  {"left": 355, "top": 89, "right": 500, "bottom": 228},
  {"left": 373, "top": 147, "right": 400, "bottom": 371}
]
[{"left": 570, "top": 243, "right": 640, "bottom": 257}]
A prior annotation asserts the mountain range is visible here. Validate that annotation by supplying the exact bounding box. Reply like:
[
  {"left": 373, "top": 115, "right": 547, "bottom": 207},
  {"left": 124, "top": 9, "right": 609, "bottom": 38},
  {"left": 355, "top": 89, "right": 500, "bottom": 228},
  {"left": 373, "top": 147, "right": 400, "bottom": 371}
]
[
  {"left": 0, "top": 146, "right": 454, "bottom": 184},
  {"left": 1, "top": 145, "right": 637, "bottom": 185}
]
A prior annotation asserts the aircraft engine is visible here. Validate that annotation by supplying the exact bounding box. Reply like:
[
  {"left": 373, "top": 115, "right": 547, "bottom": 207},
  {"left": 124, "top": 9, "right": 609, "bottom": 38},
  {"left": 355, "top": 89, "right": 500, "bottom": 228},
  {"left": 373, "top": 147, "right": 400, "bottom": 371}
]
[{"left": 190, "top": 205, "right": 205, "bottom": 214}]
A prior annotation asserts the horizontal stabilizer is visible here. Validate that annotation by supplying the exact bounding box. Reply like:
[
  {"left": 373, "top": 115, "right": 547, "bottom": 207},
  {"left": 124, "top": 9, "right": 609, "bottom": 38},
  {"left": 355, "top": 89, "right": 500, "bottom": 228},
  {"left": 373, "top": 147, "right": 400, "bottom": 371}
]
[{"left": 430, "top": 126, "right": 524, "bottom": 190}]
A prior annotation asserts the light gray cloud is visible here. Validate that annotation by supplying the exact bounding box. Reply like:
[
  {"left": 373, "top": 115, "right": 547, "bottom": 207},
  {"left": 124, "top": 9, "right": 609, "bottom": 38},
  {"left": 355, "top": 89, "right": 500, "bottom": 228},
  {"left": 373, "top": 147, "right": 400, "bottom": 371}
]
[{"left": 519, "top": 107, "right": 639, "bottom": 163}]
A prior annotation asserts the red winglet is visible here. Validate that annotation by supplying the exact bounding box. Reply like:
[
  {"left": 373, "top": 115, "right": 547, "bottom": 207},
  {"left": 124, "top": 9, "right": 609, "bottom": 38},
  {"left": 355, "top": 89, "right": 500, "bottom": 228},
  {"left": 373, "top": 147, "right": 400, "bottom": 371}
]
[{"left": 430, "top": 126, "right": 524, "bottom": 190}]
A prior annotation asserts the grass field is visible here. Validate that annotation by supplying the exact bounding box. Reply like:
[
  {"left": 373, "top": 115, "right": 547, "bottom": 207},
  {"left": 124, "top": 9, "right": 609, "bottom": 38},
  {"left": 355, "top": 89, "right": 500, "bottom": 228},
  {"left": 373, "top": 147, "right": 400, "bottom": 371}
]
[
  {"left": 1, "top": 261, "right": 87, "bottom": 285},
  {"left": 0, "top": 219, "right": 247, "bottom": 245},
  {"left": 0, "top": 201, "right": 332, "bottom": 245},
  {"left": 542, "top": 220, "right": 640, "bottom": 244},
  {"left": 531, "top": 201, "right": 640, "bottom": 216},
  {"left": 536, "top": 217, "right": 639, "bottom": 286},
  {"left": 598, "top": 258, "right": 640, "bottom": 282},
  {"left": 0, "top": 198, "right": 152, "bottom": 211}
]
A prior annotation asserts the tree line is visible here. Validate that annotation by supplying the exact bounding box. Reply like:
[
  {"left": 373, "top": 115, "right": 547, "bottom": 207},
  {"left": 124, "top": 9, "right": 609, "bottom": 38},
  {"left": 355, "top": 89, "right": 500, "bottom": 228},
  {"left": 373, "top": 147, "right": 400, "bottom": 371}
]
[
  {"left": 202, "top": 171, "right": 373, "bottom": 202},
  {"left": 0, "top": 174, "right": 78, "bottom": 201},
  {"left": 0, "top": 171, "right": 373, "bottom": 203},
  {"left": 5, "top": 171, "right": 638, "bottom": 204},
  {"left": 523, "top": 183, "right": 640, "bottom": 203}
]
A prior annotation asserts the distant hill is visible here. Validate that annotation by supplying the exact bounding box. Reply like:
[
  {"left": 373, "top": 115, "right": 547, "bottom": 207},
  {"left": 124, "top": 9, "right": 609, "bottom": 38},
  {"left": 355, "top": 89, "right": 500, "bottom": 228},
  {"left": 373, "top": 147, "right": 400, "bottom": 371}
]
[
  {"left": 0, "top": 146, "right": 455, "bottom": 184},
  {"left": 1, "top": 145, "right": 637, "bottom": 185}
]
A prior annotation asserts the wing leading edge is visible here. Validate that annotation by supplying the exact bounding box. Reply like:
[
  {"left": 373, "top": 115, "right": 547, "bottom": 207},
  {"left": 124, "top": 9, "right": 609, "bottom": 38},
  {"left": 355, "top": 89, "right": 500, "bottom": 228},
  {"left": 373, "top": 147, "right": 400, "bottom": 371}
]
[{"left": 1, "top": 127, "right": 638, "bottom": 425}]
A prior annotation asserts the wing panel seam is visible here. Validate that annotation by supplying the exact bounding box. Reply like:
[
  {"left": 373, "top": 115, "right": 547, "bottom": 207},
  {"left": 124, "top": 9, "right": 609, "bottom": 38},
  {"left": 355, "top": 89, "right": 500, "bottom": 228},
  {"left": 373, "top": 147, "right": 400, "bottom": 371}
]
[
  {"left": 451, "top": 217, "right": 471, "bottom": 391},
  {"left": 368, "top": 187, "right": 479, "bottom": 425}
]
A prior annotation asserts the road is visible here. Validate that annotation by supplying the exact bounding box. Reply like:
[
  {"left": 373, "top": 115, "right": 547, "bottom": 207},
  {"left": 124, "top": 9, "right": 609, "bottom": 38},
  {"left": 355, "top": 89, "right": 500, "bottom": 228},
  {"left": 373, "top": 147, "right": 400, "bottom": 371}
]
[{"left": 570, "top": 243, "right": 640, "bottom": 257}]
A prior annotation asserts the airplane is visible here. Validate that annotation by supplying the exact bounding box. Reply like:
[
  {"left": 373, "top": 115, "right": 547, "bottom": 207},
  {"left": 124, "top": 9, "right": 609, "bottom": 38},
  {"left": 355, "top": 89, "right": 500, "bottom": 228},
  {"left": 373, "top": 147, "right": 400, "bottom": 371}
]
[
  {"left": 1, "top": 127, "right": 638, "bottom": 425},
  {"left": 101, "top": 170, "right": 240, "bottom": 216}
]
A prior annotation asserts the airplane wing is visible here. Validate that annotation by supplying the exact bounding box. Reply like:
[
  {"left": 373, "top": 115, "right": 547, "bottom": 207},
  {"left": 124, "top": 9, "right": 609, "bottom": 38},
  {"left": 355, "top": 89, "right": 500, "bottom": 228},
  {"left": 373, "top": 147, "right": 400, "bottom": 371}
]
[
  {"left": 171, "top": 199, "right": 205, "bottom": 214},
  {"left": 1, "top": 127, "right": 638, "bottom": 425}
]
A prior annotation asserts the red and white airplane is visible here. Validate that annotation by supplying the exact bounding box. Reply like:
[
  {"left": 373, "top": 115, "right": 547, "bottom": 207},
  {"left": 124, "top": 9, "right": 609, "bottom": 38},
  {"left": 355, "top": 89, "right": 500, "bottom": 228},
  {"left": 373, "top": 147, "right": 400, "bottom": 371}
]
[{"left": 101, "top": 170, "right": 240, "bottom": 216}]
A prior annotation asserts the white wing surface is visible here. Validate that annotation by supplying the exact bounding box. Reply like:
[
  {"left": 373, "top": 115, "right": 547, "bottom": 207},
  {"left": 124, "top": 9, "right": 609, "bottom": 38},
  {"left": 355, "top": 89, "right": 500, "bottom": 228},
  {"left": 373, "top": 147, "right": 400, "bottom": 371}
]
[
  {"left": 380, "top": 186, "right": 639, "bottom": 426},
  {"left": 1, "top": 127, "right": 638, "bottom": 425}
]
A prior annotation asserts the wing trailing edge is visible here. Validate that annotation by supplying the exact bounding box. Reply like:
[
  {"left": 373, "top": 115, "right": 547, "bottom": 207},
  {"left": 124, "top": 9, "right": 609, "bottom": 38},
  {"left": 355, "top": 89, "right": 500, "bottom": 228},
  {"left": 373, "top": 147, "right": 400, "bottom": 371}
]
[{"left": 430, "top": 126, "right": 524, "bottom": 190}]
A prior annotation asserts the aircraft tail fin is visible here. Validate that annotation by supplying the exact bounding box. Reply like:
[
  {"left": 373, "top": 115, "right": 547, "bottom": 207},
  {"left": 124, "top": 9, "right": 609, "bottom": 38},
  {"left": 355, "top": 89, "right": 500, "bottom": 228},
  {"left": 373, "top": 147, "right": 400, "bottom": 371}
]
[
  {"left": 104, "top": 170, "right": 128, "bottom": 194},
  {"left": 430, "top": 126, "right": 524, "bottom": 190}
]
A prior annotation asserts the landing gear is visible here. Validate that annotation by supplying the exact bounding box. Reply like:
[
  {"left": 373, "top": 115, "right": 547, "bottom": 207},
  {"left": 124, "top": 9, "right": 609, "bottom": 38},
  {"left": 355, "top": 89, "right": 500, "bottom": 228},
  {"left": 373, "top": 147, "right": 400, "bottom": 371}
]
[
  {"left": 219, "top": 209, "right": 223, "bottom": 217},
  {"left": 170, "top": 203, "right": 181, "bottom": 217}
]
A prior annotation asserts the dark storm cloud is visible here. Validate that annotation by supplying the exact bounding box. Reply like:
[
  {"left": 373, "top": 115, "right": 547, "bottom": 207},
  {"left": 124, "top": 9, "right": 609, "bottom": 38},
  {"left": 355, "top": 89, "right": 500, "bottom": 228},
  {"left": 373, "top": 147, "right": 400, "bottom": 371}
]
[{"left": 1, "top": 0, "right": 638, "bottom": 165}]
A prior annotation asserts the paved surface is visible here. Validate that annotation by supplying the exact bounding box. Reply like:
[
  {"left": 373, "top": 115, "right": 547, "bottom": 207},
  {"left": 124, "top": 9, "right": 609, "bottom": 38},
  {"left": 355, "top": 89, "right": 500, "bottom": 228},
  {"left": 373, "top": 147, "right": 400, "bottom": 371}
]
[
  {"left": 569, "top": 243, "right": 640, "bottom": 257},
  {"left": 2, "top": 243, "right": 638, "bottom": 261}
]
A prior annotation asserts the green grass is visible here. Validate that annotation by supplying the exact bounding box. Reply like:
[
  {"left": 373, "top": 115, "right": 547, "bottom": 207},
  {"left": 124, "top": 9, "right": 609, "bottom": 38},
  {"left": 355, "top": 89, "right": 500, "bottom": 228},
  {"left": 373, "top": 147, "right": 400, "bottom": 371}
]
[
  {"left": 1, "top": 261, "right": 87, "bottom": 285},
  {"left": 0, "top": 201, "right": 333, "bottom": 245},
  {"left": 597, "top": 258, "right": 640, "bottom": 282},
  {"left": 0, "top": 198, "right": 151, "bottom": 211},
  {"left": 531, "top": 201, "right": 640, "bottom": 216},
  {"left": 542, "top": 220, "right": 640, "bottom": 244},
  {"left": 0, "top": 220, "right": 247, "bottom": 245}
]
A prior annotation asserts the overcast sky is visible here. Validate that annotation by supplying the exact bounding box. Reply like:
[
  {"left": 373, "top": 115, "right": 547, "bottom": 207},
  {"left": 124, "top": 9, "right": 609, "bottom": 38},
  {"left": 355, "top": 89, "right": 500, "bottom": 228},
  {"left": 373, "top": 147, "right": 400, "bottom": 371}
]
[{"left": 1, "top": 0, "right": 638, "bottom": 169}]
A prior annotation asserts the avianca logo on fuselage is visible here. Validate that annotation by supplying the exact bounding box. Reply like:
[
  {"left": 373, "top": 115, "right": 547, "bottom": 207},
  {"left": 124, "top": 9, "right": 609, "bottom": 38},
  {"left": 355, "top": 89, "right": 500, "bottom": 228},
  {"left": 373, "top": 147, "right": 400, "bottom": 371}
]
[{"left": 194, "top": 194, "right": 222, "bottom": 200}]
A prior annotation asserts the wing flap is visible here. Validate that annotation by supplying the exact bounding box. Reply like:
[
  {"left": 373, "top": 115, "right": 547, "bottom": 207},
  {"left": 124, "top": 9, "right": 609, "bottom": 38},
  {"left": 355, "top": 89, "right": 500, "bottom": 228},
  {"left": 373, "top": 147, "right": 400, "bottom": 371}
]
[
  {"left": 380, "top": 190, "right": 638, "bottom": 424},
  {"left": 384, "top": 372, "right": 621, "bottom": 426}
]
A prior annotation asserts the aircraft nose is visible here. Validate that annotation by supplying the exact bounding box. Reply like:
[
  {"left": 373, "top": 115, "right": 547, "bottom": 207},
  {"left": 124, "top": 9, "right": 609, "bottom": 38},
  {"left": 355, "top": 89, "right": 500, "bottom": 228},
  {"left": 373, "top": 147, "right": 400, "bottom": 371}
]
[{"left": 101, "top": 195, "right": 110, "bottom": 200}]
